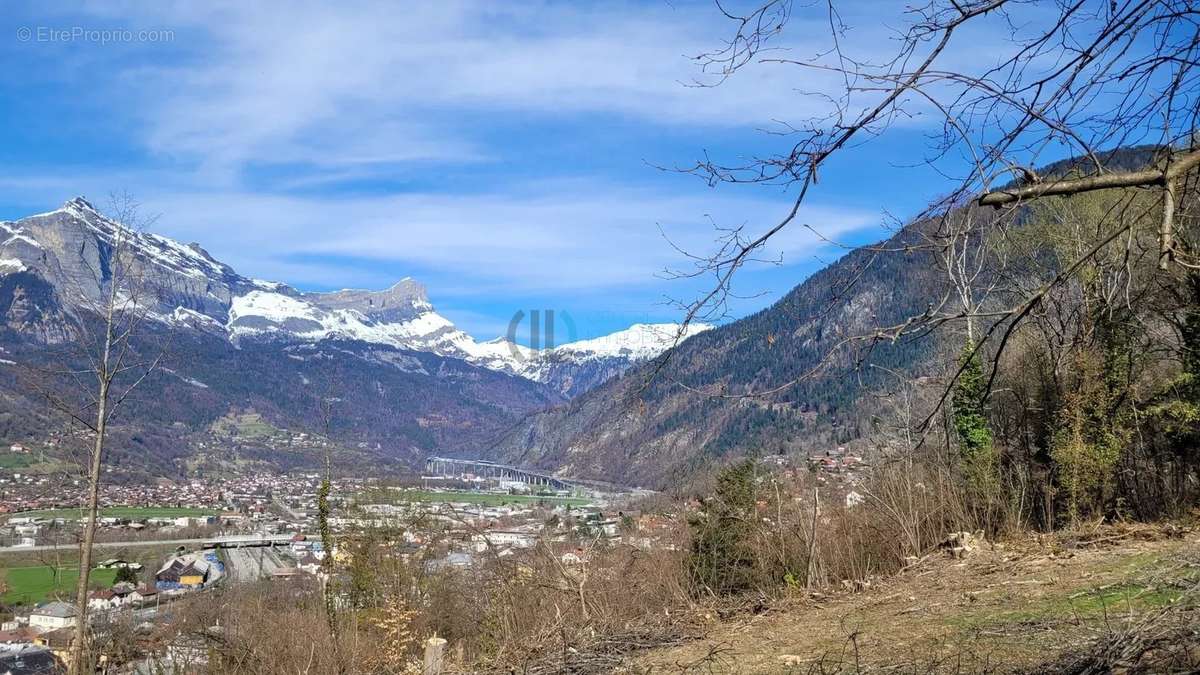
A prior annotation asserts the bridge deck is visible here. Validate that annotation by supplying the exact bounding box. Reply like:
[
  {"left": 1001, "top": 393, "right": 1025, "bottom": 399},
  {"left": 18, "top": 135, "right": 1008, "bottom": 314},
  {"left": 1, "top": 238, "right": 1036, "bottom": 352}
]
[{"left": 424, "top": 457, "right": 572, "bottom": 489}]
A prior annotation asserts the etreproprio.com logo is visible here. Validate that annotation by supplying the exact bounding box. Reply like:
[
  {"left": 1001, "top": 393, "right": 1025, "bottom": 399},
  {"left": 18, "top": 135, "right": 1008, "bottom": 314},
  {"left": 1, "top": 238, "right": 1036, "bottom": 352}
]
[{"left": 16, "top": 26, "right": 175, "bottom": 44}]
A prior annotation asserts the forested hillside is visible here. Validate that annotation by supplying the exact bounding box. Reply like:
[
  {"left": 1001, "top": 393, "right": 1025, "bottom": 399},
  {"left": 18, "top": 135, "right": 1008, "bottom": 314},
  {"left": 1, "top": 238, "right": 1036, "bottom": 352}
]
[
  {"left": 482, "top": 221, "right": 949, "bottom": 487},
  {"left": 480, "top": 146, "right": 1184, "bottom": 494},
  {"left": 0, "top": 320, "right": 563, "bottom": 477}
]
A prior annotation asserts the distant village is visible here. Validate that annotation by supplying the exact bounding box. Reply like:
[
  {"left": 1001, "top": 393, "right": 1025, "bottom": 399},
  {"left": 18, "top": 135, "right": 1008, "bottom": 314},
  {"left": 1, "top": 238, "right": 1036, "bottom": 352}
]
[
  {"left": 0, "top": 426, "right": 873, "bottom": 672},
  {"left": 0, "top": 445, "right": 688, "bottom": 671}
]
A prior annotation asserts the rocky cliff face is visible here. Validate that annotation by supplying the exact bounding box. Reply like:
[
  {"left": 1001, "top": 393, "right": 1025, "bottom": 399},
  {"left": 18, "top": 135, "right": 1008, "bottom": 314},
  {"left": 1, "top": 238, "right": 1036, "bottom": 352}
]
[
  {"left": 1, "top": 198, "right": 255, "bottom": 323},
  {"left": 306, "top": 279, "right": 432, "bottom": 323}
]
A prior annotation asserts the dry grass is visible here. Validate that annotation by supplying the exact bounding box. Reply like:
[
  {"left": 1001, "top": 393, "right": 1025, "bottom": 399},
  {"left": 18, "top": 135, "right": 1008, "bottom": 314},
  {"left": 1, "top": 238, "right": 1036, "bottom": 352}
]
[{"left": 632, "top": 524, "right": 1199, "bottom": 674}]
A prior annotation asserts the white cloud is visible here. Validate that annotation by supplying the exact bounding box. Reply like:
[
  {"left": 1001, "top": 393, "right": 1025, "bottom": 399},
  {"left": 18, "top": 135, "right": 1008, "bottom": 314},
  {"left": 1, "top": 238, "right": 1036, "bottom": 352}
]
[
  {"left": 71, "top": 0, "right": 853, "bottom": 179},
  {"left": 8, "top": 0, "right": 1006, "bottom": 334},
  {"left": 149, "top": 186, "right": 877, "bottom": 293},
  {"left": 0, "top": 169, "right": 876, "bottom": 297},
  {"left": 51, "top": 0, "right": 1040, "bottom": 190}
]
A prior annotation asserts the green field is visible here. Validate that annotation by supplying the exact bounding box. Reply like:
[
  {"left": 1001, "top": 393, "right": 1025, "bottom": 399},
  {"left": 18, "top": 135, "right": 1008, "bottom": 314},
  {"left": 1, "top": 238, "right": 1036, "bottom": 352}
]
[
  {"left": 0, "top": 566, "right": 118, "bottom": 606},
  {"left": 367, "top": 488, "right": 591, "bottom": 507},
  {"left": 0, "top": 454, "right": 36, "bottom": 469},
  {"left": 210, "top": 411, "right": 284, "bottom": 439},
  {"left": 5, "top": 506, "right": 218, "bottom": 521},
  {"left": 0, "top": 544, "right": 177, "bottom": 575}
]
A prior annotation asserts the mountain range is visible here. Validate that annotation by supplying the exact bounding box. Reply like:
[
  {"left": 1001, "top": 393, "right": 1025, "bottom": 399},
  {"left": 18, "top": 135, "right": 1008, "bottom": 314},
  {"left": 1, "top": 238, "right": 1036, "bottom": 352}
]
[
  {"left": 6, "top": 145, "right": 1130, "bottom": 486},
  {"left": 480, "top": 224, "right": 947, "bottom": 488},
  {"left": 0, "top": 198, "right": 708, "bottom": 476},
  {"left": 1, "top": 198, "right": 708, "bottom": 389},
  {"left": 0, "top": 195, "right": 963, "bottom": 487},
  {"left": 471, "top": 146, "right": 1164, "bottom": 489}
]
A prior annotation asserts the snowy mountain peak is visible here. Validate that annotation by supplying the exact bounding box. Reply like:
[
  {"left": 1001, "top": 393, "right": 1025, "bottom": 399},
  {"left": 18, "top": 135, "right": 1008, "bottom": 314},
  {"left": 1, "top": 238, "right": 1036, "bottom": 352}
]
[
  {"left": 64, "top": 196, "right": 99, "bottom": 214},
  {"left": 554, "top": 322, "right": 712, "bottom": 360},
  {"left": 307, "top": 278, "right": 431, "bottom": 322},
  {"left": 1, "top": 199, "right": 711, "bottom": 396}
]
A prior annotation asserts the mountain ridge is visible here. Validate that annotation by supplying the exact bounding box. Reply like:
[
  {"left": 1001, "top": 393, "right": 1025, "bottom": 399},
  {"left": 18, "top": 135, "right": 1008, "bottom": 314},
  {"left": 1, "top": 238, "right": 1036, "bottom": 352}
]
[
  {"left": 0, "top": 198, "right": 714, "bottom": 477},
  {"left": 472, "top": 216, "right": 949, "bottom": 487},
  {"left": 0, "top": 197, "right": 709, "bottom": 397}
]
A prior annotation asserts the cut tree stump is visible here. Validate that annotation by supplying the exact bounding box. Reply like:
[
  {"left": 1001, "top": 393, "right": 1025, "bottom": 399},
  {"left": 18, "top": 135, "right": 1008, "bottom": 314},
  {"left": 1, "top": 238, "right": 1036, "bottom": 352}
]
[{"left": 424, "top": 636, "right": 447, "bottom": 675}]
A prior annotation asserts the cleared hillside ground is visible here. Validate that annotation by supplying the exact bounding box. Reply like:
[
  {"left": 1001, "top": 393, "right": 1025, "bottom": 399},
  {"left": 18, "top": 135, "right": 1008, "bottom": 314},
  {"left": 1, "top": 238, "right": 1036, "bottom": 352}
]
[{"left": 633, "top": 523, "right": 1199, "bottom": 673}]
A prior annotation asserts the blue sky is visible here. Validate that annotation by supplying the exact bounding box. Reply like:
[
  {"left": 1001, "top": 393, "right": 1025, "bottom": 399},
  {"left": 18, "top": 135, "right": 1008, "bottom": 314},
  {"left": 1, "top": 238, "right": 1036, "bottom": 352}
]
[{"left": 0, "top": 1, "right": 1083, "bottom": 341}]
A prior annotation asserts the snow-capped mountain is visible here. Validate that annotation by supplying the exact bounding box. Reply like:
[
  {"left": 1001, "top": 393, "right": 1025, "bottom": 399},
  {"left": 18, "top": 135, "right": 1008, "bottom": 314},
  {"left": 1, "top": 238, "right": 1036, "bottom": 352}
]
[
  {"left": 520, "top": 323, "right": 712, "bottom": 396},
  {"left": 0, "top": 198, "right": 708, "bottom": 396}
]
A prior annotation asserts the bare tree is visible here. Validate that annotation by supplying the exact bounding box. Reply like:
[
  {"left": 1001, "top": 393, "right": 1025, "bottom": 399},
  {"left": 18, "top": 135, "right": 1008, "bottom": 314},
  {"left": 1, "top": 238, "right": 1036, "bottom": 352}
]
[
  {"left": 20, "top": 193, "right": 168, "bottom": 675},
  {"left": 660, "top": 0, "right": 1198, "bottom": 407}
]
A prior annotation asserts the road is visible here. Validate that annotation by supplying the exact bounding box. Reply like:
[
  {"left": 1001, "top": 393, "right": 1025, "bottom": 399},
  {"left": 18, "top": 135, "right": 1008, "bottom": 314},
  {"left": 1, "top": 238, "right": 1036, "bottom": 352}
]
[
  {"left": 224, "top": 545, "right": 288, "bottom": 582},
  {"left": 0, "top": 533, "right": 310, "bottom": 554}
]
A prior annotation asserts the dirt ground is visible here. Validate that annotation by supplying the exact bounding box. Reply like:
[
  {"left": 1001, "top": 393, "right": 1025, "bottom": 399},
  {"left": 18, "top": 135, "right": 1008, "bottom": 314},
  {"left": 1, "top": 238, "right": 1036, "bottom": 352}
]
[{"left": 630, "top": 524, "right": 1200, "bottom": 673}]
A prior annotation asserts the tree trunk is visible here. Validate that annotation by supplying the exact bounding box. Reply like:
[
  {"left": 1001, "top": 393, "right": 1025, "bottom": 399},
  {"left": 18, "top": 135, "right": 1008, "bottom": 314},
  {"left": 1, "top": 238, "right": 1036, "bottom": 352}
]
[{"left": 69, "top": 379, "right": 108, "bottom": 675}]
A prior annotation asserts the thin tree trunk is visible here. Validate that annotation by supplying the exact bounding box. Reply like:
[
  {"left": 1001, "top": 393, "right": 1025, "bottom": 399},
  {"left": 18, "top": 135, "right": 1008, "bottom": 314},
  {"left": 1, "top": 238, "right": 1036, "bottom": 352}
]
[
  {"left": 69, "top": 250, "right": 120, "bottom": 675},
  {"left": 69, "top": 378, "right": 108, "bottom": 675},
  {"left": 806, "top": 487, "right": 819, "bottom": 589}
]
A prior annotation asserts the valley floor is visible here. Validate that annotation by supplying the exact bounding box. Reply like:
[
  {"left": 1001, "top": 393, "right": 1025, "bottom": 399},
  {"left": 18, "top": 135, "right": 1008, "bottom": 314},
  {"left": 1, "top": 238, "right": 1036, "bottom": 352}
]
[{"left": 631, "top": 523, "right": 1199, "bottom": 673}]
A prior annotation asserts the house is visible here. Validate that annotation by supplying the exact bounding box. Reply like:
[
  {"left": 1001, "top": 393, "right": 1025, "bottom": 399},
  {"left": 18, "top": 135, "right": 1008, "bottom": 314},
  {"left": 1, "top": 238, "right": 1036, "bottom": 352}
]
[
  {"left": 32, "top": 627, "right": 74, "bottom": 661},
  {"left": 0, "top": 645, "right": 59, "bottom": 675},
  {"left": 129, "top": 585, "right": 157, "bottom": 605},
  {"left": 28, "top": 602, "right": 77, "bottom": 631},
  {"left": 424, "top": 552, "right": 473, "bottom": 572},
  {"left": 472, "top": 530, "right": 536, "bottom": 549},
  {"left": 296, "top": 553, "right": 322, "bottom": 575},
  {"left": 87, "top": 590, "right": 119, "bottom": 611},
  {"left": 106, "top": 582, "right": 138, "bottom": 606},
  {"left": 174, "top": 516, "right": 216, "bottom": 528},
  {"left": 155, "top": 555, "right": 211, "bottom": 589},
  {"left": 0, "top": 626, "right": 41, "bottom": 645},
  {"left": 8, "top": 444, "right": 27, "bottom": 454}
]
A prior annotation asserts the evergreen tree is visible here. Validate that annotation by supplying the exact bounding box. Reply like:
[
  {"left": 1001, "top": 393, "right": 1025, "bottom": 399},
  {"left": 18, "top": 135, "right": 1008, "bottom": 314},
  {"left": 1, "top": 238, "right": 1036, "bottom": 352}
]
[
  {"left": 951, "top": 342, "right": 997, "bottom": 492},
  {"left": 686, "top": 460, "right": 757, "bottom": 596},
  {"left": 114, "top": 566, "right": 139, "bottom": 586}
]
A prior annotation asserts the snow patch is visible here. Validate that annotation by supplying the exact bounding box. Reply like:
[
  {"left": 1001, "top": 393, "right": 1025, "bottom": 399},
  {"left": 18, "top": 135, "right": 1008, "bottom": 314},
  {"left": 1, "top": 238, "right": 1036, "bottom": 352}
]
[
  {"left": 230, "top": 291, "right": 324, "bottom": 325},
  {"left": 162, "top": 367, "right": 210, "bottom": 388},
  {"left": 171, "top": 306, "right": 221, "bottom": 327},
  {"left": 554, "top": 323, "right": 712, "bottom": 360},
  {"left": 0, "top": 258, "right": 27, "bottom": 274}
]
